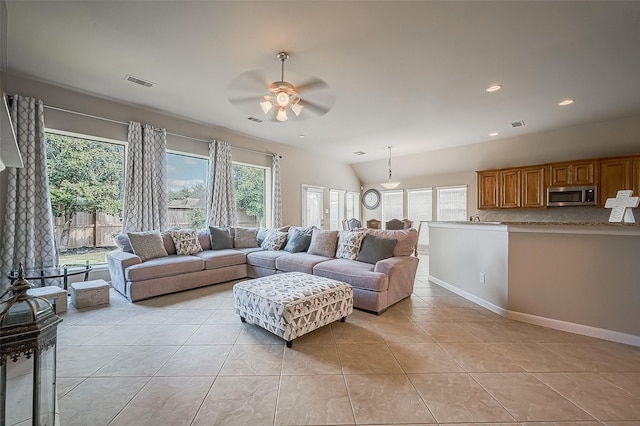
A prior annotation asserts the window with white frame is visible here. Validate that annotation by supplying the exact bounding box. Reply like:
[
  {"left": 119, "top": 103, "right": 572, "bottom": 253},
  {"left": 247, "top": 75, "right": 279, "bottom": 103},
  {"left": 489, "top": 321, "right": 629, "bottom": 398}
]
[
  {"left": 329, "top": 189, "right": 346, "bottom": 230},
  {"left": 382, "top": 190, "right": 404, "bottom": 224},
  {"left": 167, "top": 151, "right": 208, "bottom": 229},
  {"left": 232, "top": 162, "right": 271, "bottom": 228},
  {"left": 407, "top": 188, "right": 433, "bottom": 249},
  {"left": 302, "top": 185, "right": 324, "bottom": 228},
  {"left": 345, "top": 191, "right": 360, "bottom": 222},
  {"left": 437, "top": 185, "right": 467, "bottom": 221}
]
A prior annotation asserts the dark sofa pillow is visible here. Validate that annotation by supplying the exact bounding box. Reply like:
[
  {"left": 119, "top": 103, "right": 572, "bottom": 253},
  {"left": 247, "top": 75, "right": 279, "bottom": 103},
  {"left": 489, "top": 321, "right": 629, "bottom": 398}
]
[
  {"left": 284, "top": 227, "right": 312, "bottom": 253},
  {"left": 209, "top": 226, "right": 233, "bottom": 250},
  {"left": 356, "top": 234, "right": 397, "bottom": 264}
]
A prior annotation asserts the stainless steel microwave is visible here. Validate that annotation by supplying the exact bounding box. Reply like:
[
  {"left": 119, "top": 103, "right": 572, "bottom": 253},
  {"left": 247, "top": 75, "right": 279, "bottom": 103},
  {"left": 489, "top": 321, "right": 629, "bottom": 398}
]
[{"left": 547, "top": 186, "right": 597, "bottom": 207}]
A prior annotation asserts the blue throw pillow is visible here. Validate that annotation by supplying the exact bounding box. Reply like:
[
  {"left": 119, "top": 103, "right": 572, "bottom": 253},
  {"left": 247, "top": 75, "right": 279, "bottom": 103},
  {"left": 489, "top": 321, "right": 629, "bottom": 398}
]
[
  {"left": 356, "top": 234, "right": 397, "bottom": 264},
  {"left": 209, "top": 226, "right": 233, "bottom": 250},
  {"left": 284, "top": 227, "right": 312, "bottom": 253}
]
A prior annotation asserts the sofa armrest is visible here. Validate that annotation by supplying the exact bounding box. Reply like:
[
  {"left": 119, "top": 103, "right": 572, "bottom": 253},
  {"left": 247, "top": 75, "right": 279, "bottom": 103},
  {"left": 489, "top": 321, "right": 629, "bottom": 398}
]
[
  {"left": 107, "top": 250, "right": 142, "bottom": 298},
  {"left": 374, "top": 256, "right": 420, "bottom": 305}
]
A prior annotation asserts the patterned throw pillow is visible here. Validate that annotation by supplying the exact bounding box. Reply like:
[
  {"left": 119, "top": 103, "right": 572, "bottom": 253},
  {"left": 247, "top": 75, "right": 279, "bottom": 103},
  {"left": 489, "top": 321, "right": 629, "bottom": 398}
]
[
  {"left": 170, "top": 229, "right": 203, "bottom": 255},
  {"left": 261, "top": 230, "right": 288, "bottom": 251},
  {"left": 307, "top": 229, "right": 339, "bottom": 257},
  {"left": 127, "top": 230, "right": 168, "bottom": 262},
  {"left": 336, "top": 230, "right": 365, "bottom": 260}
]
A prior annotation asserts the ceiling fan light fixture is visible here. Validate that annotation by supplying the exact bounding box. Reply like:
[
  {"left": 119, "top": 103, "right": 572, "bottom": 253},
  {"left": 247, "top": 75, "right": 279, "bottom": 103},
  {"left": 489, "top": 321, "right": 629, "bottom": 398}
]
[
  {"left": 276, "top": 107, "right": 288, "bottom": 122},
  {"left": 380, "top": 146, "right": 400, "bottom": 189},
  {"left": 276, "top": 91, "right": 290, "bottom": 107},
  {"left": 291, "top": 101, "right": 304, "bottom": 116},
  {"left": 260, "top": 99, "right": 273, "bottom": 114}
]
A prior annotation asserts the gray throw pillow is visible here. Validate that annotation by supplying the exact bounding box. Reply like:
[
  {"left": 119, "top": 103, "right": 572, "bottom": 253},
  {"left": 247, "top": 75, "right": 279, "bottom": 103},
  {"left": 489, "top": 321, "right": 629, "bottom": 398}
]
[
  {"left": 114, "top": 233, "right": 133, "bottom": 253},
  {"left": 307, "top": 229, "right": 339, "bottom": 257},
  {"left": 127, "top": 230, "right": 168, "bottom": 262},
  {"left": 234, "top": 227, "right": 259, "bottom": 248},
  {"left": 284, "top": 227, "right": 312, "bottom": 253},
  {"left": 209, "top": 226, "right": 233, "bottom": 250},
  {"left": 356, "top": 234, "right": 397, "bottom": 264}
]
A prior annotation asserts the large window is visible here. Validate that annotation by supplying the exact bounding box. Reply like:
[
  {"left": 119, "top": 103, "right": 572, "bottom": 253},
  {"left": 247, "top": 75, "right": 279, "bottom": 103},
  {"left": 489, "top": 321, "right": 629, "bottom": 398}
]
[
  {"left": 437, "top": 185, "right": 467, "bottom": 221},
  {"left": 232, "top": 162, "right": 271, "bottom": 227},
  {"left": 302, "top": 185, "right": 324, "bottom": 228},
  {"left": 382, "top": 190, "right": 404, "bottom": 223},
  {"left": 45, "top": 131, "right": 125, "bottom": 265},
  {"left": 346, "top": 191, "right": 360, "bottom": 222},
  {"left": 329, "top": 189, "right": 345, "bottom": 230},
  {"left": 407, "top": 188, "right": 433, "bottom": 250},
  {"left": 166, "top": 151, "right": 208, "bottom": 229}
]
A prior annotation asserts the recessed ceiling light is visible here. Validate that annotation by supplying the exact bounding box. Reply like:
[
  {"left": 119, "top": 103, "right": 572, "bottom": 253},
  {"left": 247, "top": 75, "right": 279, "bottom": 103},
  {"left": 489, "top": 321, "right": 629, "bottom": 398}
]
[
  {"left": 486, "top": 84, "right": 502, "bottom": 93},
  {"left": 298, "top": 134, "right": 305, "bottom": 138},
  {"left": 558, "top": 99, "right": 575, "bottom": 106},
  {"left": 489, "top": 132, "right": 499, "bottom": 137}
]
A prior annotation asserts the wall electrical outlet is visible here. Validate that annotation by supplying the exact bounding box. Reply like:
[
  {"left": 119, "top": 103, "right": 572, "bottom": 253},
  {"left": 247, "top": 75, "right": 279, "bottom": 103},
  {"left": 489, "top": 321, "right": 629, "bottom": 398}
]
[{"left": 479, "top": 272, "right": 485, "bottom": 283}]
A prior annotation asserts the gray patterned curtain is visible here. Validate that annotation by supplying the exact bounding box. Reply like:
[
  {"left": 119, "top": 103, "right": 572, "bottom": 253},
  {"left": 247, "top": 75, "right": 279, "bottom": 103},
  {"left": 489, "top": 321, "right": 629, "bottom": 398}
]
[
  {"left": 121, "top": 121, "right": 168, "bottom": 232},
  {"left": 0, "top": 95, "right": 58, "bottom": 292},
  {"left": 206, "top": 140, "right": 237, "bottom": 227},
  {"left": 272, "top": 154, "right": 282, "bottom": 227}
]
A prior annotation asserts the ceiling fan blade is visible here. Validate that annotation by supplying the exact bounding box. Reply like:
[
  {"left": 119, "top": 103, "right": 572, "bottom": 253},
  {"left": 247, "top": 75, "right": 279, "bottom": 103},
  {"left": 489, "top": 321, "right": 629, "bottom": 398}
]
[
  {"left": 300, "top": 99, "right": 332, "bottom": 117},
  {"left": 227, "top": 69, "right": 271, "bottom": 96},
  {"left": 296, "top": 76, "right": 330, "bottom": 93},
  {"left": 228, "top": 95, "right": 261, "bottom": 106}
]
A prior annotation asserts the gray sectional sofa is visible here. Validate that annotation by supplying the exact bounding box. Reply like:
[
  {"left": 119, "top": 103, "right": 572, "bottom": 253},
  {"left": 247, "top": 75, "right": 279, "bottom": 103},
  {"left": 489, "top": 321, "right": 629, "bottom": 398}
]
[{"left": 107, "top": 227, "right": 419, "bottom": 314}]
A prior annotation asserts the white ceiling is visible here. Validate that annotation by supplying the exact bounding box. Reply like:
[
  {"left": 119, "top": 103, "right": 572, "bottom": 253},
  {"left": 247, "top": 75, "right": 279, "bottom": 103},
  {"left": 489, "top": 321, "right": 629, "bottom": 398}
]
[{"left": 6, "top": 1, "right": 640, "bottom": 164}]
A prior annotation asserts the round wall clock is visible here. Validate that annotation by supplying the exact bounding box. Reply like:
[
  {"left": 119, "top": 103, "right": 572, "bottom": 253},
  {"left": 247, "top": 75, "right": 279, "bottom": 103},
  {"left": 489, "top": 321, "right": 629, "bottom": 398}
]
[{"left": 362, "top": 188, "right": 381, "bottom": 210}]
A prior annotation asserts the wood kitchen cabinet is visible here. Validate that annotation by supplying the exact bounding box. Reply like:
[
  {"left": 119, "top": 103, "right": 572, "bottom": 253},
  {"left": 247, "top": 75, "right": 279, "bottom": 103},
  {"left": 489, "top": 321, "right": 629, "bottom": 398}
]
[
  {"left": 478, "top": 168, "right": 531, "bottom": 209},
  {"left": 478, "top": 170, "right": 499, "bottom": 209},
  {"left": 548, "top": 160, "right": 598, "bottom": 186},
  {"left": 599, "top": 155, "right": 640, "bottom": 205},
  {"left": 521, "top": 166, "right": 546, "bottom": 208},
  {"left": 500, "top": 169, "right": 521, "bottom": 208}
]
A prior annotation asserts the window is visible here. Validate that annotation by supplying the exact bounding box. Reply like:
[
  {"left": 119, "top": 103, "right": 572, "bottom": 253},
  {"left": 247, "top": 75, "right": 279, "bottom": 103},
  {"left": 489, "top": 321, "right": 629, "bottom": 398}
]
[
  {"left": 382, "top": 190, "right": 404, "bottom": 223},
  {"left": 45, "top": 131, "right": 125, "bottom": 266},
  {"left": 166, "top": 151, "right": 208, "bottom": 229},
  {"left": 232, "top": 162, "right": 271, "bottom": 227},
  {"left": 302, "top": 185, "right": 324, "bottom": 228},
  {"left": 437, "top": 185, "right": 467, "bottom": 221},
  {"left": 329, "top": 189, "right": 346, "bottom": 230},
  {"left": 346, "top": 191, "right": 360, "bottom": 221},
  {"left": 407, "top": 188, "right": 432, "bottom": 250}
]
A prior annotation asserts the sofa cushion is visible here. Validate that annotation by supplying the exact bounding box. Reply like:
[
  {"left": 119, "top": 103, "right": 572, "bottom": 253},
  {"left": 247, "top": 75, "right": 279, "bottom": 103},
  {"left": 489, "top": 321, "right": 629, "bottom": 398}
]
[
  {"left": 127, "top": 230, "right": 168, "bottom": 262},
  {"left": 209, "top": 226, "right": 233, "bottom": 250},
  {"left": 356, "top": 234, "right": 397, "bottom": 264},
  {"left": 276, "top": 253, "right": 332, "bottom": 274},
  {"left": 234, "top": 227, "right": 259, "bottom": 248},
  {"left": 125, "top": 254, "right": 204, "bottom": 281},
  {"left": 261, "top": 229, "right": 288, "bottom": 251},
  {"left": 313, "top": 259, "right": 389, "bottom": 292},
  {"left": 308, "top": 229, "right": 338, "bottom": 257},
  {"left": 170, "top": 229, "right": 203, "bottom": 255},
  {"left": 197, "top": 229, "right": 211, "bottom": 251},
  {"left": 336, "top": 230, "right": 365, "bottom": 260},
  {"left": 195, "top": 249, "right": 247, "bottom": 270},
  {"left": 246, "top": 250, "right": 290, "bottom": 270},
  {"left": 364, "top": 228, "right": 418, "bottom": 257},
  {"left": 283, "top": 227, "right": 312, "bottom": 253}
]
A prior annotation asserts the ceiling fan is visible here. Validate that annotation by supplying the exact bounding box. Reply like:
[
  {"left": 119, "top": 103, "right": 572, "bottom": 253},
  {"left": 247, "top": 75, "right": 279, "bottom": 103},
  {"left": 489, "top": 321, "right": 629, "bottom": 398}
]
[{"left": 227, "top": 52, "right": 335, "bottom": 122}]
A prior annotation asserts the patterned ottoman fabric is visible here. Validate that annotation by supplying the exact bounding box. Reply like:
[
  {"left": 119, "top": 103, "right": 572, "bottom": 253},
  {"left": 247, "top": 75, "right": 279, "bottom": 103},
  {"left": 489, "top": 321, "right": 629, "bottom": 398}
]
[{"left": 233, "top": 272, "right": 353, "bottom": 345}]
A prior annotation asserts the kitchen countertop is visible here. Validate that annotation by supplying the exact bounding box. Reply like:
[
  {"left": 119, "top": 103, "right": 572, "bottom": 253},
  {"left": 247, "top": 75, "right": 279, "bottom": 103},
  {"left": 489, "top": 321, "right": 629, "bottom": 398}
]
[{"left": 429, "top": 220, "right": 640, "bottom": 235}]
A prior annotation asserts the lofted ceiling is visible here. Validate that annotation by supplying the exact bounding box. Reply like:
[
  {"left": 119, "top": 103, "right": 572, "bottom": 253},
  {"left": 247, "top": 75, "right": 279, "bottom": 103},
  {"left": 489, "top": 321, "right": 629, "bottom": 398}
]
[{"left": 6, "top": 1, "right": 640, "bottom": 166}]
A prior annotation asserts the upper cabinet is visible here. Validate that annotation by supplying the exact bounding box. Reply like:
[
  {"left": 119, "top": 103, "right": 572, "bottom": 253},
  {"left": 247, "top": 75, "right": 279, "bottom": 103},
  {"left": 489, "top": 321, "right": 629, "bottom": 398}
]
[
  {"left": 599, "top": 156, "right": 640, "bottom": 206},
  {"left": 478, "top": 171, "right": 499, "bottom": 209},
  {"left": 477, "top": 167, "right": 542, "bottom": 210},
  {"left": 548, "top": 160, "right": 598, "bottom": 186},
  {"left": 521, "top": 166, "right": 546, "bottom": 208}
]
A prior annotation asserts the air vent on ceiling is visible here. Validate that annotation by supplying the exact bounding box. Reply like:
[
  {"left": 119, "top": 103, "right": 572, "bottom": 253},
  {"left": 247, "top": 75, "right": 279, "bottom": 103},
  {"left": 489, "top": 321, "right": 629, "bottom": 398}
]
[
  {"left": 353, "top": 151, "right": 366, "bottom": 156},
  {"left": 511, "top": 120, "right": 526, "bottom": 128},
  {"left": 125, "top": 74, "right": 154, "bottom": 88},
  {"left": 247, "top": 117, "right": 263, "bottom": 123}
]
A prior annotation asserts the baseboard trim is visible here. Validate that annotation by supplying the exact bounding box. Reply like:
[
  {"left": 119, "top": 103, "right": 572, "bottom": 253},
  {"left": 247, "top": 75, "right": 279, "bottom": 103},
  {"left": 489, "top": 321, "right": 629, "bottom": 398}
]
[{"left": 428, "top": 275, "right": 640, "bottom": 347}]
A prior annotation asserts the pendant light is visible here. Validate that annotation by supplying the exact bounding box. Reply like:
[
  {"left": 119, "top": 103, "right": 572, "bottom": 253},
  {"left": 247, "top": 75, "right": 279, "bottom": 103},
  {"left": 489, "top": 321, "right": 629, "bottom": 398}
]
[{"left": 380, "top": 146, "right": 400, "bottom": 189}]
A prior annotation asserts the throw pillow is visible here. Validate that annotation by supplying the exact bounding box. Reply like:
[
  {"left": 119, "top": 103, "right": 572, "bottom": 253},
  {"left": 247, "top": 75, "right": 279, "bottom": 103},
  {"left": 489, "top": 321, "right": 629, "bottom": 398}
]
[
  {"left": 114, "top": 233, "right": 133, "bottom": 253},
  {"left": 356, "top": 234, "right": 397, "bottom": 265},
  {"left": 209, "top": 226, "right": 233, "bottom": 250},
  {"left": 170, "top": 229, "right": 203, "bottom": 255},
  {"left": 233, "top": 227, "right": 259, "bottom": 248},
  {"left": 307, "top": 229, "right": 339, "bottom": 257},
  {"left": 261, "top": 229, "right": 288, "bottom": 251},
  {"left": 336, "top": 230, "right": 365, "bottom": 260},
  {"left": 127, "top": 230, "right": 168, "bottom": 262},
  {"left": 284, "top": 227, "right": 312, "bottom": 253}
]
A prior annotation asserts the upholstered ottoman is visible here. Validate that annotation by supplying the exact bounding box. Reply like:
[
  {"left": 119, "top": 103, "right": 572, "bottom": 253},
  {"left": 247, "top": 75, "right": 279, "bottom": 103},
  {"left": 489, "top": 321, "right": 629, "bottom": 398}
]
[
  {"left": 233, "top": 272, "right": 353, "bottom": 347},
  {"left": 27, "top": 286, "right": 68, "bottom": 313},
  {"left": 70, "top": 279, "right": 110, "bottom": 308}
]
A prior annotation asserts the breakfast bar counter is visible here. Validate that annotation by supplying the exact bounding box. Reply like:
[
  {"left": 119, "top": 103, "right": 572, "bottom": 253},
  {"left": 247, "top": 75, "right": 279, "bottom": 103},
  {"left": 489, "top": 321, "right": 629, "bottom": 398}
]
[{"left": 428, "top": 221, "right": 640, "bottom": 346}]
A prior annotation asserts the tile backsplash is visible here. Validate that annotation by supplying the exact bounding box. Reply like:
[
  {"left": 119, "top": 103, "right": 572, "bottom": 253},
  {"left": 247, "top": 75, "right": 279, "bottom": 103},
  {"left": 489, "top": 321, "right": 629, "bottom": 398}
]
[{"left": 479, "top": 207, "right": 639, "bottom": 223}]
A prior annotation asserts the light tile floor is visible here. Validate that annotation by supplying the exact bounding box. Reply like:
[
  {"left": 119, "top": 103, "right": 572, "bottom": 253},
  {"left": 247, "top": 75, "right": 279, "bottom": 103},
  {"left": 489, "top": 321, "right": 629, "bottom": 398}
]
[{"left": 56, "top": 259, "right": 640, "bottom": 426}]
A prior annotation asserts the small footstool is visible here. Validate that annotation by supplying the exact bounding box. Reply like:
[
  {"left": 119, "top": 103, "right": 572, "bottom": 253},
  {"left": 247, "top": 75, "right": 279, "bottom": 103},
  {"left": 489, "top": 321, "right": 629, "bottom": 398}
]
[
  {"left": 27, "top": 286, "right": 68, "bottom": 313},
  {"left": 70, "top": 279, "right": 110, "bottom": 308},
  {"left": 233, "top": 272, "right": 353, "bottom": 347}
]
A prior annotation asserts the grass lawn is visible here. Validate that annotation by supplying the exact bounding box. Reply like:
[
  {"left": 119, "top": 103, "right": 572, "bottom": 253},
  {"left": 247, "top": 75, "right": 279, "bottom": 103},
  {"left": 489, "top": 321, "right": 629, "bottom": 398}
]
[{"left": 59, "top": 247, "right": 116, "bottom": 266}]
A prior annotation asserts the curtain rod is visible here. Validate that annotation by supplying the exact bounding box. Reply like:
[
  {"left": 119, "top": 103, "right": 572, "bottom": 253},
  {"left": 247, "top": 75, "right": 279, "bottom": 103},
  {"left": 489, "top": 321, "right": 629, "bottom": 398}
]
[{"left": 43, "top": 104, "right": 278, "bottom": 158}]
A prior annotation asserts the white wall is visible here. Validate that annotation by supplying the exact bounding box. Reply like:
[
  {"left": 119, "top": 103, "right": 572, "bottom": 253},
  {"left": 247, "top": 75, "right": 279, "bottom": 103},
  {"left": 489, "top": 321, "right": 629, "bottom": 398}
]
[{"left": 0, "top": 74, "right": 361, "bottom": 236}]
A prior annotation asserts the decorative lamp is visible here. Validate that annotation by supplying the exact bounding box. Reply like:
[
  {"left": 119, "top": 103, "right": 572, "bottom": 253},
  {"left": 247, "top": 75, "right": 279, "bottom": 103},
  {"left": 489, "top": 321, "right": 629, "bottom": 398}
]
[
  {"left": 1, "top": 263, "right": 62, "bottom": 426},
  {"left": 380, "top": 146, "right": 400, "bottom": 189}
]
